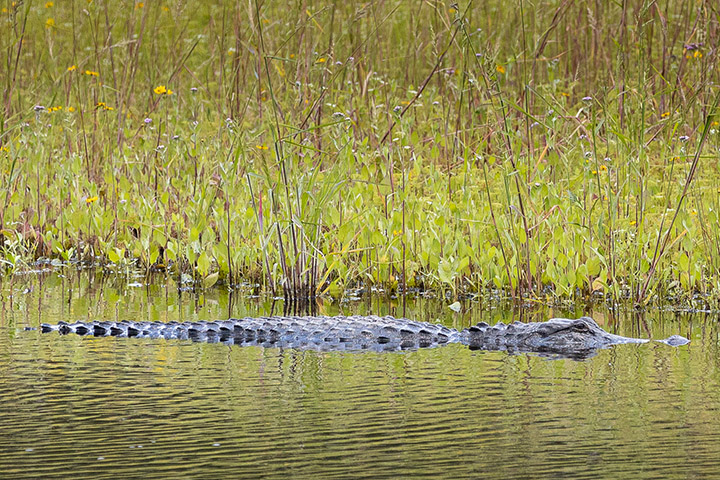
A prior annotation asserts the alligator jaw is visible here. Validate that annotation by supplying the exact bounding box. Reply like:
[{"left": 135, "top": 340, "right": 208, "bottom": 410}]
[{"left": 596, "top": 330, "right": 649, "bottom": 346}]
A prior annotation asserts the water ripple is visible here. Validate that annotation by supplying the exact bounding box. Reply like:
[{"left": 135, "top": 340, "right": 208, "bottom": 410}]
[{"left": 0, "top": 293, "right": 715, "bottom": 478}]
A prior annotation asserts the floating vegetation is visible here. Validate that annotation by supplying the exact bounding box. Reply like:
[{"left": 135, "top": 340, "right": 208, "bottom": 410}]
[{"left": 0, "top": 1, "right": 719, "bottom": 306}]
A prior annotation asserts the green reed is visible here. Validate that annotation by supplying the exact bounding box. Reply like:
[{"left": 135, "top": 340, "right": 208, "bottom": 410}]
[{"left": 0, "top": 0, "right": 719, "bottom": 306}]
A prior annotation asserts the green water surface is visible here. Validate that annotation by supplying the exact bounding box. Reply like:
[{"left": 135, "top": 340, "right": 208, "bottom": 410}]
[{"left": 0, "top": 272, "right": 715, "bottom": 479}]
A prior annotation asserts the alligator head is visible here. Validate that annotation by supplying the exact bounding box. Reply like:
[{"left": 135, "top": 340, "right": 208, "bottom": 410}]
[
  {"left": 520, "top": 316, "right": 647, "bottom": 350},
  {"left": 460, "top": 316, "right": 687, "bottom": 360}
]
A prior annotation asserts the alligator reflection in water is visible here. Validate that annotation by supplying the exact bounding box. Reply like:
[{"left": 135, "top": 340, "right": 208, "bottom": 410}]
[{"left": 40, "top": 315, "right": 689, "bottom": 360}]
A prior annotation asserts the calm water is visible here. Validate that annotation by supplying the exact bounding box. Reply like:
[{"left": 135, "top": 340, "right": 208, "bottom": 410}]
[{"left": 0, "top": 272, "right": 717, "bottom": 479}]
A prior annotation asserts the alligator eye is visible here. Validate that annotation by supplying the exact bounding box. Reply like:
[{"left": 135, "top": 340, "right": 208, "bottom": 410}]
[{"left": 573, "top": 322, "right": 590, "bottom": 332}]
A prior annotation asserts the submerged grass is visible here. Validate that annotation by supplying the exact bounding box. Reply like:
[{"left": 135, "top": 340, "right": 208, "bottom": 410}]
[{"left": 1, "top": 0, "right": 719, "bottom": 306}]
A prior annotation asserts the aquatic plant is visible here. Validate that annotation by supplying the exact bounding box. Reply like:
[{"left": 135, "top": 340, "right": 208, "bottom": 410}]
[{"left": 0, "top": 0, "right": 718, "bottom": 306}]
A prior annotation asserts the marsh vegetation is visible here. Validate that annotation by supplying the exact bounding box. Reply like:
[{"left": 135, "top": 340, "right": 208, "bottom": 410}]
[{"left": 1, "top": 0, "right": 719, "bottom": 305}]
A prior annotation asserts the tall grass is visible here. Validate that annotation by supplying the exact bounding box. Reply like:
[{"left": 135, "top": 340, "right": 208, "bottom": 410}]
[{"left": 0, "top": 0, "right": 719, "bottom": 306}]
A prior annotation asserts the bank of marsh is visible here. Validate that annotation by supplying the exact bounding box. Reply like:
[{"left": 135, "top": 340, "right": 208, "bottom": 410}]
[{"left": 1, "top": 1, "right": 719, "bottom": 305}]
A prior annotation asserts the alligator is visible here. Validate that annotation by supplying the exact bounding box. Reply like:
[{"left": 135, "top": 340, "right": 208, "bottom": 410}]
[{"left": 39, "top": 315, "right": 689, "bottom": 360}]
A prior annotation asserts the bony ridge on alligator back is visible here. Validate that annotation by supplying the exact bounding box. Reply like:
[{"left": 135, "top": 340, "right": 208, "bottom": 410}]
[{"left": 39, "top": 315, "right": 690, "bottom": 360}]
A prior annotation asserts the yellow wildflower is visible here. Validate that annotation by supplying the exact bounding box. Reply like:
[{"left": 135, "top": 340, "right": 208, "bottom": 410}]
[
  {"left": 86, "top": 196, "right": 98, "bottom": 204},
  {"left": 559, "top": 92, "right": 569, "bottom": 97},
  {"left": 45, "top": 18, "right": 55, "bottom": 28},
  {"left": 68, "top": 106, "right": 75, "bottom": 112},
  {"left": 629, "top": 221, "right": 636, "bottom": 226},
  {"left": 289, "top": 54, "right": 295, "bottom": 59},
  {"left": 496, "top": 64, "right": 506, "bottom": 74},
  {"left": 316, "top": 58, "right": 326, "bottom": 63},
  {"left": 84, "top": 70, "right": 99, "bottom": 76},
  {"left": 162, "top": 5, "right": 170, "bottom": 12},
  {"left": 712, "top": 121, "right": 719, "bottom": 127},
  {"left": 67, "top": 65, "right": 77, "bottom": 72},
  {"left": 661, "top": 111, "right": 670, "bottom": 118},
  {"left": 154, "top": 85, "right": 167, "bottom": 95},
  {"left": 135, "top": 2, "right": 144, "bottom": 8},
  {"left": 600, "top": 165, "right": 608, "bottom": 171},
  {"left": 256, "top": 144, "right": 269, "bottom": 150},
  {"left": 45, "top": 1, "right": 53, "bottom": 7}
]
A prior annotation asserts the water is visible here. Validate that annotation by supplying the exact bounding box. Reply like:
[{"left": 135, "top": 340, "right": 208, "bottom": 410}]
[{"left": 0, "top": 272, "right": 717, "bottom": 479}]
